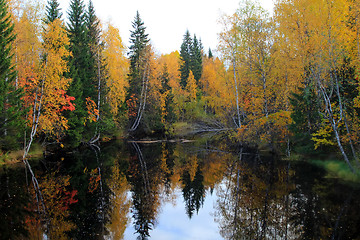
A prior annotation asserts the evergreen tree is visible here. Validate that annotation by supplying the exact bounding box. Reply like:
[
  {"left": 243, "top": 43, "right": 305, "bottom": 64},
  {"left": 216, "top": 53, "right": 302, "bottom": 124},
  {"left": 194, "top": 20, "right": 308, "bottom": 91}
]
[
  {"left": 129, "top": 11, "right": 149, "bottom": 65},
  {"left": 86, "top": 1, "right": 114, "bottom": 139},
  {"left": 86, "top": 0, "right": 100, "bottom": 93},
  {"left": 0, "top": 0, "right": 25, "bottom": 150},
  {"left": 289, "top": 84, "right": 321, "bottom": 153},
  {"left": 66, "top": 0, "right": 89, "bottom": 145},
  {"left": 160, "top": 64, "right": 175, "bottom": 125},
  {"left": 208, "top": 47, "right": 213, "bottom": 58},
  {"left": 179, "top": 31, "right": 203, "bottom": 88},
  {"left": 45, "top": 0, "right": 62, "bottom": 23},
  {"left": 128, "top": 11, "right": 149, "bottom": 95},
  {"left": 179, "top": 30, "right": 192, "bottom": 88},
  {"left": 126, "top": 11, "right": 150, "bottom": 131},
  {"left": 190, "top": 34, "right": 203, "bottom": 82}
]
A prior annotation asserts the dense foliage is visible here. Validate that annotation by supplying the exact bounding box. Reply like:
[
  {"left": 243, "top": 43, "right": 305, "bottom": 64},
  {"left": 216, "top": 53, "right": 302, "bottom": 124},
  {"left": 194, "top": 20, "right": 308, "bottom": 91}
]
[{"left": 1, "top": 0, "right": 360, "bottom": 171}]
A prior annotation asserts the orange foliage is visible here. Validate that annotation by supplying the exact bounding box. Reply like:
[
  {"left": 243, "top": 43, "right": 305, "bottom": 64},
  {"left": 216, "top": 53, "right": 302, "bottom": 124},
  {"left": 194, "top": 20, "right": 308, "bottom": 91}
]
[
  {"left": 126, "top": 94, "right": 138, "bottom": 118},
  {"left": 39, "top": 19, "right": 73, "bottom": 139},
  {"left": 85, "top": 97, "right": 99, "bottom": 123}
]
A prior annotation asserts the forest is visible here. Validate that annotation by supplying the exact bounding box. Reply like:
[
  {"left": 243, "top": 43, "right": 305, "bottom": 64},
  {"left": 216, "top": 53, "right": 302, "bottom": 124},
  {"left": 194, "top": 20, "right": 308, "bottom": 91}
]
[{"left": 1, "top": 0, "right": 360, "bottom": 173}]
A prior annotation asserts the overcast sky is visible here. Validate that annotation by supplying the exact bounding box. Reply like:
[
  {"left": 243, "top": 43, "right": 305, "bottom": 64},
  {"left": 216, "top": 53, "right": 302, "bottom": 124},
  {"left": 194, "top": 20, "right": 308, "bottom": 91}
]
[{"left": 57, "top": 0, "right": 274, "bottom": 54}]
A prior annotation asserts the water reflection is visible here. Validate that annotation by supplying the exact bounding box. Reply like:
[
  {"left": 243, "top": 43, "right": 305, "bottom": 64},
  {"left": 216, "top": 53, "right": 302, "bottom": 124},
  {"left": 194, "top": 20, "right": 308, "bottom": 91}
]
[
  {"left": 181, "top": 165, "right": 205, "bottom": 218},
  {"left": 215, "top": 149, "right": 360, "bottom": 240},
  {"left": 215, "top": 149, "right": 297, "bottom": 239},
  {"left": 106, "top": 159, "right": 130, "bottom": 239},
  {"left": 0, "top": 139, "right": 360, "bottom": 239},
  {"left": 128, "top": 142, "right": 162, "bottom": 239}
]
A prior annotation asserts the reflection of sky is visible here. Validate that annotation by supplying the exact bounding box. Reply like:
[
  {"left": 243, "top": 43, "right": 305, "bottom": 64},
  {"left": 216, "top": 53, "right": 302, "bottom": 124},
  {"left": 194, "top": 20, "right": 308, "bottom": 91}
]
[{"left": 124, "top": 187, "right": 223, "bottom": 240}]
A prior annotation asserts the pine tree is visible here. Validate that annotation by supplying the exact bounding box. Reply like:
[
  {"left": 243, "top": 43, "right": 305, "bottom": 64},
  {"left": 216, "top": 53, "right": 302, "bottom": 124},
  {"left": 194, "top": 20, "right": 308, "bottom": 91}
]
[
  {"left": 45, "top": 0, "right": 62, "bottom": 23},
  {"left": 0, "top": 0, "right": 25, "bottom": 150},
  {"left": 179, "top": 30, "right": 192, "bottom": 88}
]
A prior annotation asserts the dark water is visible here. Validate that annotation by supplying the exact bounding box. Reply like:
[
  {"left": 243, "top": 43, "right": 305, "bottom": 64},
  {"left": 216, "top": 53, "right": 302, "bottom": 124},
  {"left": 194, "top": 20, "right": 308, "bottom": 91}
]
[{"left": 1, "top": 139, "right": 359, "bottom": 240}]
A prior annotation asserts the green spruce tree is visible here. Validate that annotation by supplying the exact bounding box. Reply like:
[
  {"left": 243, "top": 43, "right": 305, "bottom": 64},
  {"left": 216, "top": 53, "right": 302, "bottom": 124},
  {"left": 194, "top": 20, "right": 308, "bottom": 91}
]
[
  {"left": 0, "top": 0, "right": 25, "bottom": 150},
  {"left": 86, "top": 0, "right": 114, "bottom": 140},
  {"left": 126, "top": 11, "right": 150, "bottom": 133},
  {"left": 85, "top": 0, "right": 100, "bottom": 100},
  {"left": 66, "top": 0, "right": 89, "bottom": 145},
  {"left": 208, "top": 48, "right": 213, "bottom": 59},
  {"left": 160, "top": 64, "right": 175, "bottom": 126},
  {"left": 45, "top": 0, "right": 62, "bottom": 23},
  {"left": 179, "top": 30, "right": 192, "bottom": 89},
  {"left": 289, "top": 84, "right": 321, "bottom": 153},
  {"left": 190, "top": 34, "right": 203, "bottom": 82}
]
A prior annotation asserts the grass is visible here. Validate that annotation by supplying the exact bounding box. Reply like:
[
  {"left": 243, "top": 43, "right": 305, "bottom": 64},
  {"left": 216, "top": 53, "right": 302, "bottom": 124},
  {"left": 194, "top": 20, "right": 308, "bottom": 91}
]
[
  {"left": 0, "top": 142, "right": 44, "bottom": 167},
  {"left": 310, "top": 159, "right": 360, "bottom": 182},
  {"left": 172, "top": 122, "right": 194, "bottom": 137}
]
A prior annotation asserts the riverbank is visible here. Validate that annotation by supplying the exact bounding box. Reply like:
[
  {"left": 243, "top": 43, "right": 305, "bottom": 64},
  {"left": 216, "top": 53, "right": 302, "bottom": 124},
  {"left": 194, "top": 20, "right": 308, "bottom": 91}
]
[{"left": 0, "top": 143, "right": 43, "bottom": 167}]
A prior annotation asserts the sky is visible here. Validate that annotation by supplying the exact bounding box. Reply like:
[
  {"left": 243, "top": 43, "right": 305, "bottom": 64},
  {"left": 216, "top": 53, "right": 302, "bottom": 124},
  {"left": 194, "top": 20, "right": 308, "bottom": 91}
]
[{"left": 57, "top": 0, "right": 274, "bottom": 55}]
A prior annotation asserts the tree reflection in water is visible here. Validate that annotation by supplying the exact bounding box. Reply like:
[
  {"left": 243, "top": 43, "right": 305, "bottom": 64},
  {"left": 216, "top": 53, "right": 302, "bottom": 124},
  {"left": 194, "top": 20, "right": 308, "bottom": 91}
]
[
  {"left": 181, "top": 165, "right": 205, "bottom": 218},
  {"left": 128, "top": 142, "right": 162, "bottom": 239},
  {"left": 214, "top": 147, "right": 360, "bottom": 240},
  {"left": 1, "top": 139, "right": 360, "bottom": 239},
  {"left": 215, "top": 147, "right": 301, "bottom": 239}
]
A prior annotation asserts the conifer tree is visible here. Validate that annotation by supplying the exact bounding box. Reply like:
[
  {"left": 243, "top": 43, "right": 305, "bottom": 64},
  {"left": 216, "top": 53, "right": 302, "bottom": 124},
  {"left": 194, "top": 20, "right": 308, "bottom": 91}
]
[
  {"left": 180, "top": 31, "right": 203, "bottom": 88},
  {"left": 86, "top": 0, "right": 101, "bottom": 99},
  {"left": 86, "top": 0, "right": 111, "bottom": 141},
  {"left": 179, "top": 30, "right": 192, "bottom": 88},
  {"left": 128, "top": 11, "right": 149, "bottom": 96},
  {"left": 208, "top": 48, "right": 213, "bottom": 58},
  {"left": 160, "top": 64, "right": 175, "bottom": 125},
  {"left": 45, "top": 0, "right": 62, "bottom": 23},
  {"left": 66, "top": 0, "right": 89, "bottom": 145},
  {"left": 0, "top": 0, "right": 25, "bottom": 150},
  {"left": 190, "top": 34, "right": 203, "bottom": 82},
  {"left": 126, "top": 11, "right": 150, "bottom": 132}
]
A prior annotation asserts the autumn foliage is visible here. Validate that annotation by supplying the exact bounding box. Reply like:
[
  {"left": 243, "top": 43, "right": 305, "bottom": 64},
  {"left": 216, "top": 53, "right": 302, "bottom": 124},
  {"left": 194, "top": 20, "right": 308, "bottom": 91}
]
[{"left": 1, "top": 0, "right": 360, "bottom": 171}]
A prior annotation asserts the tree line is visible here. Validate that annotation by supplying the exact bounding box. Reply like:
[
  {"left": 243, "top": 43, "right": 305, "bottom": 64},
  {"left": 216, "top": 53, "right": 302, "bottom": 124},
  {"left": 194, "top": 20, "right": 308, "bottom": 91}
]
[{"left": 1, "top": 0, "right": 360, "bottom": 170}]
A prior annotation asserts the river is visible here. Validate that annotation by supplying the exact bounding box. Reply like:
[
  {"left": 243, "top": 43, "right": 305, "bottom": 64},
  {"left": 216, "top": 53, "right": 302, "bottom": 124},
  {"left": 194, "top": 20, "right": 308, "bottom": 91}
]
[{"left": 1, "top": 138, "right": 359, "bottom": 239}]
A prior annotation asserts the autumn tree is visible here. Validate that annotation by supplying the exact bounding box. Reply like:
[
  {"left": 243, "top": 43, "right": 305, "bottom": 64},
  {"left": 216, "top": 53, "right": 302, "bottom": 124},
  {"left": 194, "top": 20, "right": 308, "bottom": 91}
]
[
  {"left": 39, "top": 18, "right": 73, "bottom": 139},
  {"left": 186, "top": 70, "right": 197, "bottom": 102},
  {"left": 0, "top": 0, "right": 25, "bottom": 150},
  {"left": 158, "top": 51, "right": 183, "bottom": 120},
  {"left": 200, "top": 56, "right": 231, "bottom": 124},
  {"left": 10, "top": 0, "right": 42, "bottom": 133},
  {"left": 218, "top": 13, "right": 242, "bottom": 128},
  {"left": 274, "top": 0, "right": 360, "bottom": 169},
  {"left": 102, "top": 21, "right": 128, "bottom": 118}
]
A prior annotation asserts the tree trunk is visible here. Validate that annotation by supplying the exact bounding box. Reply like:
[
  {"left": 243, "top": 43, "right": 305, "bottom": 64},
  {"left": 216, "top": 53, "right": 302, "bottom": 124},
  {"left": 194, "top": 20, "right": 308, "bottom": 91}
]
[{"left": 233, "top": 53, "right": 241, "bottom": 129}]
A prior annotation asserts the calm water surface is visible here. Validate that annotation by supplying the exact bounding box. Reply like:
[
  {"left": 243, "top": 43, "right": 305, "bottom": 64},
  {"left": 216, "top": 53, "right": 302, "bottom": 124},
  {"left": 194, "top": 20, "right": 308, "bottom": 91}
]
[{"left": 1, "top": 139, "right": 359, "bottom": 239}]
